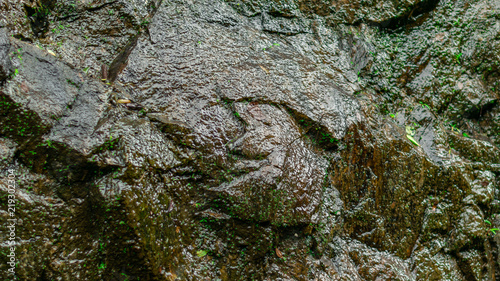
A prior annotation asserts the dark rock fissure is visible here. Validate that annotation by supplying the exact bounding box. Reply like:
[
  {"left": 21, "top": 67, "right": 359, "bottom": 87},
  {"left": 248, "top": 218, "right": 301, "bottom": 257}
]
[
  {"left": 107, "top": 34, "right": 139, "bottom": 83},
  {"left": 369, "top": 0, "right": 441, "bottom": 30}
]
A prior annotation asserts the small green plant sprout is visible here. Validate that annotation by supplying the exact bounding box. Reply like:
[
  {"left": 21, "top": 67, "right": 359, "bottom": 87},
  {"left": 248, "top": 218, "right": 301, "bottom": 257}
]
[
  {"left": 98, "top": 263, "right": 106, "bottom": 270},
  {"left": 263, "top": 43, "right": 280, "bottom": 51},
  {"left": 491, "top": 228, "right": 499, "bottom": 235},
  {"left": 389, "top": 113, "right": 396, "bottom": 118},
  {"left": 419, "top": 101, "right": 430, "bottom": 109},
  {"left": 449, "top": 123, "right": 459, "bottom": 133},
  {"left": 406, "top": 125, "right": 419, "bottom": 146},
  {"left": 196, "top": 250, "right": 208, "bottom": 258},
  {"left": 12, "top": 48, "right": 23, "bottom": 62},
  {"left": 485, "top": 220, "right": 492, "bottom": 225},
  {"left": 455, "top": 52, "right": 462, "bottom": 63}
]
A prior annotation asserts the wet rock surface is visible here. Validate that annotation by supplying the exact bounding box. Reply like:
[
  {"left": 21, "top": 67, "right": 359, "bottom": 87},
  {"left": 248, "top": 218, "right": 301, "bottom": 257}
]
[
  {"left": 0, "top": 0, "right": 499, "bottom": 280},
  {"left": 0, "top": 29, "right": 13, "bottom": 81}
]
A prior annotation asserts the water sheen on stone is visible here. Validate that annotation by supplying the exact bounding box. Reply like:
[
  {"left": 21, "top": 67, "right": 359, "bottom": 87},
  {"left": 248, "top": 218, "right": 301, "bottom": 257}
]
[{"left": 0, "top": 0, "right": 499, "bottom": 280}]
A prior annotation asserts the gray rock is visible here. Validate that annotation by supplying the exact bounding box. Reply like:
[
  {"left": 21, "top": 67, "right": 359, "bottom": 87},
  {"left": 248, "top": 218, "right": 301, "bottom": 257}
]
[{"left": 0, "top": 28, "right": 12, "bottom": 81}]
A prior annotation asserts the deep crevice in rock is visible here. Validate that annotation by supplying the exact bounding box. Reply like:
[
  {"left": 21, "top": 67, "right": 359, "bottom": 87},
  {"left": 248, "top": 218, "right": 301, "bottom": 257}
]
[
  {"left": 24, "top": 0, "right": 56, "bottom": 38},
  {"left": 465, "top": 99, "right": 498, "bottom": 120},
  {"left": 369, "top": 0, "right": 441, "bottom": 30},
  {"left": 107, "top": 35, "right": 139, "bottom": 82},
  {"left": 285, "top": 106, "right": 340, "bottom": 152}
]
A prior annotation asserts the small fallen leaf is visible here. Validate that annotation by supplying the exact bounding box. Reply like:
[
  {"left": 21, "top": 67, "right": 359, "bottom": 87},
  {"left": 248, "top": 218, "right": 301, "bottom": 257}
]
[
  {"left": 47, "top": 49, "right": 56, "bottom": 56},
  {"left": 117, "top": 99, "right": 131, "bottom": 104},
  {"left": 196, "top": 250, "right": 208, "bottom": 258},
  {"left": 175, "top": 226, "right": 180, "bottom": 233},
  {"left": 275, "top": 248, "right": 283, "bottom": 258},
  {"left": 406, "top": 135, "right": 419, "bottom": 146},
  {"left": 259, "top": 65, "right": 270, "bottom": 74}
]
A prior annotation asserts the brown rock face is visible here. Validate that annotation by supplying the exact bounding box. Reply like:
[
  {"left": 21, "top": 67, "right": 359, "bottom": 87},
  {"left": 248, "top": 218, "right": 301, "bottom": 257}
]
[{"left": 0, "top": 0, "right": 499, "bottom": 280}]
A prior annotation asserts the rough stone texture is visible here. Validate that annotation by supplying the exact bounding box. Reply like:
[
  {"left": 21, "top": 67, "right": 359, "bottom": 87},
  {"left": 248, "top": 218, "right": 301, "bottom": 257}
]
[
  {"left": 225, "top": 0, "right": 438, "bottom": 26},
  {"left": 0, "top": 29, "right": 12, "bottom": 81},
  {"left": 0, "top": 0, "right": 161, "bottom": 79},
  {"left": 0, "top": 0, "right": 499, "bottom": 280}
]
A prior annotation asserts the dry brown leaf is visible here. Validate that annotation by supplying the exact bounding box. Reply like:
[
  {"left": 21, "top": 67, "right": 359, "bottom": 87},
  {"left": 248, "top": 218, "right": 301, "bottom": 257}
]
[
  {"left": 275, "top": 248, "right": 283, "bottom": 258},
  {"left": 259, "top": 65, "right": 270, "bottom": 74}
]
